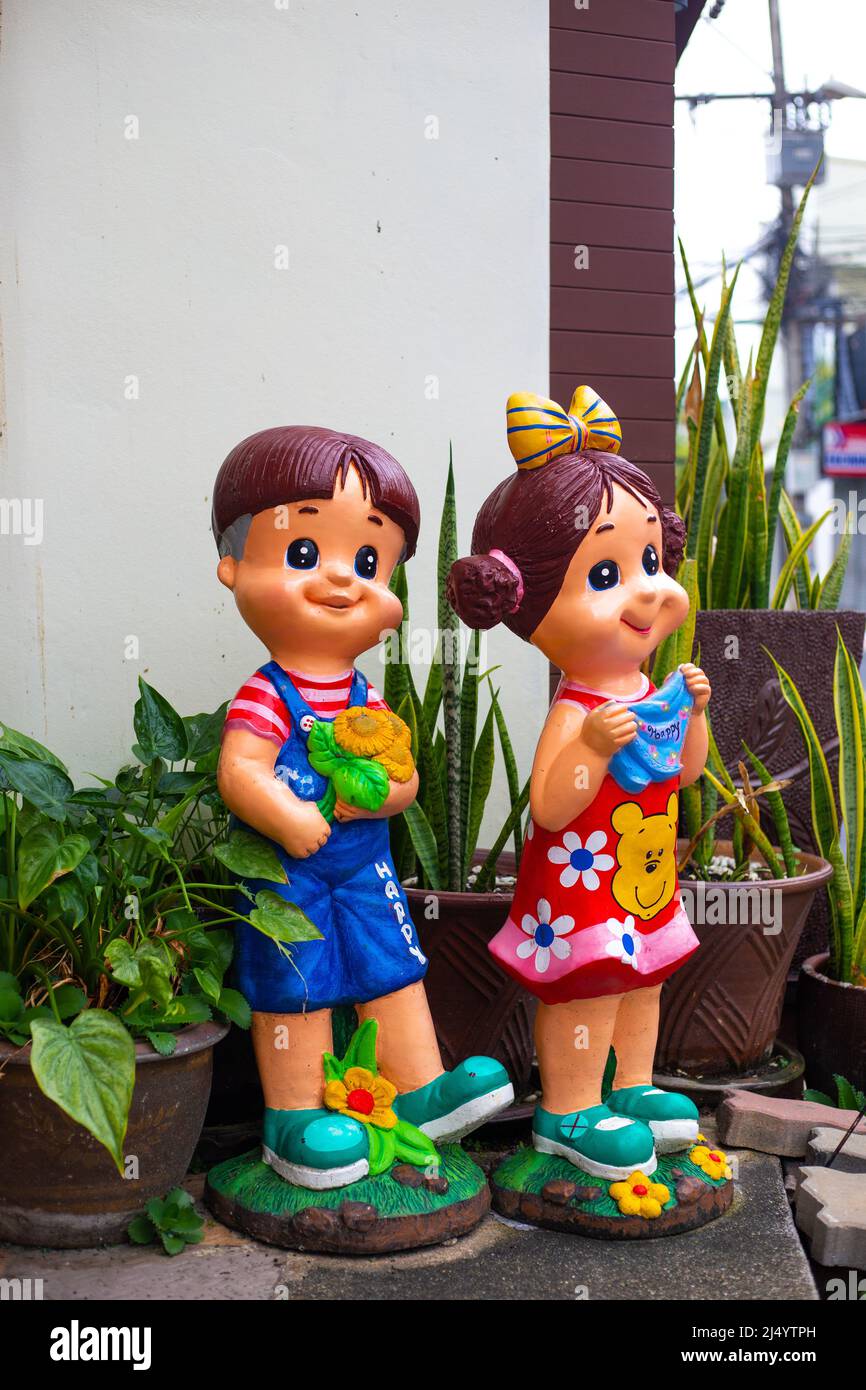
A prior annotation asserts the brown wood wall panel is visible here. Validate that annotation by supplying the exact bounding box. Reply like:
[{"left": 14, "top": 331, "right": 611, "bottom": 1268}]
[
  {"left": 552, "top": 199, "right": 672, "bottom": 252},
  {"left": 551, "top": 374, "right": 675, "bottom": 422},
  {"left": 553, "top": 113, "right": 673, "bottom": 167},
  {"left": 551, "top": 71, "right": 673, "bottom": 126},
  {"left": 552, "top": 156, "right": 673, "bottom": 209},
  {"left": 551, "top": 27, "right": 675, "bottom": 83},
  {"left": 550, "top": 0, "right": 674, "bottom": 42},
  {"left": 552, "top": 286, "right": 673, "bottom": 336},
  {"left": 550, "top": 2, "right": 676, "bottom": 483},
  {"left": 552, "top": 329, "right": 674, "bottom": 378},
  {"left": 551, "top": 244, "right": 674, "bottom": 294}
]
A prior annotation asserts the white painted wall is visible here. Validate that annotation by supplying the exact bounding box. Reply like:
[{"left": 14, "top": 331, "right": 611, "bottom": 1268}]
[{"left": 0, "top": 0, "right": 549, "bottom": 833}]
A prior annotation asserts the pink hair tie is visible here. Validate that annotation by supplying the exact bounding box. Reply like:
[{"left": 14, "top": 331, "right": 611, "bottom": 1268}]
[{"left": 488, "top": 548, "right": 524, "bottom": 612}]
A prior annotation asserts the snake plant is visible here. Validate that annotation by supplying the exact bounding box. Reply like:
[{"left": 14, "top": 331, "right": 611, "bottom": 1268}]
[
  {"left": 677, "top": 162, "right": 851, "bottom": 611},
  {"left": 765, "top": 632, "right": 866, "bottom": 986},
  {"left": 385, "top": 452, "right": 527, "bottom": 893}
]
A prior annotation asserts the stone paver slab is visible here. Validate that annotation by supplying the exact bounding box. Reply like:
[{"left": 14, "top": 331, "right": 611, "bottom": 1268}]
[
  {"left": 795, "top": 1166, "right": 866, "bottom": 1268},
  {"left": 718, "top": 1089, "right": 866, "bottom": 1157},
  {"left": 805, "top": 1126, "right": 866, "bottom": 1175}
]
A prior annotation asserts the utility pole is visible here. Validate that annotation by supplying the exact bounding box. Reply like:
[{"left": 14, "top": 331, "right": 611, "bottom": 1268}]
[{"left": 768, "top": 0, "right": 805, "bottom": 433}]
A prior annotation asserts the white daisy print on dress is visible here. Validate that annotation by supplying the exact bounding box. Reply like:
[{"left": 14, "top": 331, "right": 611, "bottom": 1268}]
[
  {"left": 516, "top": 898, "right": 574, "bottom": 974},
  {"left": 547, "top": 830, "right": 614, "bottom": 890},
  {"left": 604, "top": 915, "right": 641, "bottom": 969}
]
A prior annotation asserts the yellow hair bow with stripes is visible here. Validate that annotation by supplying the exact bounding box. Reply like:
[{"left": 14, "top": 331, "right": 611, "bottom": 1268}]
[{"left": 505, "top": 385, "right": 622, "bottom": 470}]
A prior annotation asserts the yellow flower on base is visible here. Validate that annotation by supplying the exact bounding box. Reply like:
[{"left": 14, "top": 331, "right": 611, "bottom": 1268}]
[
  {"left": 689, "top": 1144, "right": 733, "bottom": 1181},
  {"left": 609, "top": 1170, "right": 671, "bottom": 1219},
  {"left": 334, "top": 707, "right": 394, "bottom": 756},
  {"left": 324, "top": 1066, "right": 398, "bottom": 1129}
]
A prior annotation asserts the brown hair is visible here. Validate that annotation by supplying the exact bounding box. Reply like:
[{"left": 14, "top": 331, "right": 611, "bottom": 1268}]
[
  {"left": 447, "top": 450, "right": 685, "bottom": 640},
  {"left": 211, "top": 425, "right": 420, "bottom": 557}
]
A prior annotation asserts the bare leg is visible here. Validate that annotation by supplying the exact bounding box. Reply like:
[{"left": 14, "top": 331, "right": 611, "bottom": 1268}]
[
  {"left": 357, "top": 982, "right": 444, "bottom": 1092},
  {"left": 251, "top": 1008, "right": 332, "bottom": 1110},
  {"left": 535, "top": 994, "right": 622, "bottom": 1113},
  {"left": 610, "top": 985, "right": 661, "bottom": 1089}
]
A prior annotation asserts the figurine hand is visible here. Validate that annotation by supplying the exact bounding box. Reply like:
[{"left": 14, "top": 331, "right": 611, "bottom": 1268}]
[
  {"left": 582, "top": 701, "right": 638, "bottom": 757},
  {"left": 283, "top": 802, "right": 332, "bottom": 858},
  {"left": 680, "top": 662, "right": 711, "bottom": 714},
  {"left": 333, "top": 798, "right": 373, "bottom": 822}
]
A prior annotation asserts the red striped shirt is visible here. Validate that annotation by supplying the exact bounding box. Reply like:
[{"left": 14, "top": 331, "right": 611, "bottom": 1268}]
[{"left": 223, "top": 668, "right": 387, "bottom": 747}]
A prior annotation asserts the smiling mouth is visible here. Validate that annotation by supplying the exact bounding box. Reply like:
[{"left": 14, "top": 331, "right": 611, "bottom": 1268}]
[
  {"left": 621, "top": 618, "right": 653, "bottom": 635},
  {"left": 314, "top": 595, "right": 358, "bottom": 610}
]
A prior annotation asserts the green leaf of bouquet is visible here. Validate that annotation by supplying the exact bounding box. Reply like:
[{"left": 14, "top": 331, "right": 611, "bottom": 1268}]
[
  {"left": 134, "top": 679, "right": 188, "bottom": 764},
  {"left": 249, "top": 889, "right": 323, "bottom": 945},
  {"left": 30, "top": 1011, "right": 135, "bottom": 1173},
  {"left": 127, "top": 1214, "right": 155, "bottom": 1246},
  {"left": 366, "top": 1124, "right": 395, "bottom": 1177},
  {"left": 307, "top": 720, "right": 345, "bottom": 776},
  {"left": 213, "top": 829, "right": 288, "bottom": 884},
  {"left": 216, "top": 987, "right": 252, "bottom": 1030},
  {"left": 332, "top": 757, "right": 389, "bottom": 811},
  {"left": 0, "top": 752, "right": 73, "bottom": 821},
  {"left": 17, "top": 823, "right": 90, "bottom": 909},
  {"left": 322, "top": 1051, "right": 345, "bottom": 1083},
  {"left": 340, "top": 1018, "right": 379, "bottom": 1073}
]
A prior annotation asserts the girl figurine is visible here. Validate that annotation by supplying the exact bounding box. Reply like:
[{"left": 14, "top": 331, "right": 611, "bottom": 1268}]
[
  {"left": 212, "top": 426, "right": 512, "bottom": 1190},
  {"left": 448, "top": 387, "right": 710, "bottom": 1182}
]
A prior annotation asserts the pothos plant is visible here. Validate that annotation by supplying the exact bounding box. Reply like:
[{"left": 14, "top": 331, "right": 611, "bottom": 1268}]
[
  {"left": 0, "top": 678, "right": 319, "bottom": 1171},
  {"left": 385, "top": 455, "right": 528, "bottom": 893}
]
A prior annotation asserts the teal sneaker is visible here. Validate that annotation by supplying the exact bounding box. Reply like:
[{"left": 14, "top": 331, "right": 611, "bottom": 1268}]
[
  {"left": 393, "top": 1057, "right": 514, "bottom": 1141},
  {"left": 262, "top": 1107, "right": 369, "bottom": 1189},
  {"left": 605, "top": 1085, "right": 699, "bottom": 1153},
  {"left": 533, "top": 1103, "right": 656, "bottom": 1180}
]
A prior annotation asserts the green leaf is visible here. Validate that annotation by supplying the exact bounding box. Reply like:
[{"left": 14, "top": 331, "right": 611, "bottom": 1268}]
[
  {"left": 392, "top": 1117, "right": 439, "bottom": 1167},
  {"left": 52, "top": 983, "right": 88, "bottom": 1021},
  {"left": 331, "top": 757, "right": 389, "bottom": 811},
  {"left": 464, "top": 704, "right": 496, "bottom": 884},
  {"left": 402, "top": 800, "right": 441, "bottom": 891},
  {"left": 712, "top": 371, "right": 754, "bottom": 607},
  {"left": 803, "top": 1087, "right": 835, "bottom": 1107},
  {"left": 133, "top": 679, "right": 188, "bottom": 764},
  {"left": 105, "top": 939, "right": 141, "bottom": 989},
  {"left": 817, "top": 526, "right": 853, "bottom": 611},
  {"left": 216, "top": 987, "right": 252, "bottom": 1030},
  {"left": 834, "top": 634, "right": 866, "bottom": 923},
  {"left": 127, "top": 1214, "right": 156, "bottom": 1245},
  {"left": 834, "top": 1074, "right": 866, "bottom": 1112},
  {"left": 249, "top": 889, "right": 324, "bottom": 946},
  {"left": 0, "top": 724, "right": 67, "bottom": 771},
  {"left": 182, "top": 704, "right": 229, "bottom": 761},
  {"left": 160, "top": 1233, "right": 186, "bottom": 1256},
  {"left": 307, "top": 720, "right": 345, "bottom": 777},
  {"left": 488, "top": 681, "right": 523, "bottom": 869},
  {"left": 193, "top": 966, "right": 221, "bottom": 1005},
  {"left": 761, "top": 382, "right": 810, "bottom": 606},
  {"left": 213, "top": 829, "right": 288, "bottom": 884},
  {"left": 340, "top": 1018, "right": 379, "bottom": 1072},
  {"left": 771, "top": 507, "right": 833, "bottom": 610},
  {"left": 17, "top": 824, "right": 90, "bottom": 909},
  {"left": 687, "top": 264, "right": 740, "bottom": 554},
  {"left": 30, "top": 1011, "right": 136, "bottom": 1173},
  {"left": 0, "top": 753, "right": 73, "bottom": 821},
  {"left": 144, "top": 1031, "right": 177, "bottom": 1057},
  {"left": 366, "top": 1124, "right": 396, "bottom": 1176}
]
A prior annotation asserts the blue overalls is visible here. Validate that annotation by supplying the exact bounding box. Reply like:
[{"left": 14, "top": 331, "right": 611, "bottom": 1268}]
[{"left": 233, "top": 661, "right": 428, "bottom": 1014}]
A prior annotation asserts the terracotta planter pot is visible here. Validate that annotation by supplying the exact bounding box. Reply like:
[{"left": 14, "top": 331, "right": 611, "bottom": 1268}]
[
  {"left": 694, "top": 608, "right": 864, "bottom": 966},
  {"left": 0, "top": 1020, "right": 227, "bottom": 1247},
  {"left": 797, "top": 952, "right": 866, "bottom": 1097},
  {"left": 405, "top": 852, "right": 537, "bottom": 1095},
  {"left": 656, "top": 843, "right": 833, "bottom": 1076}
]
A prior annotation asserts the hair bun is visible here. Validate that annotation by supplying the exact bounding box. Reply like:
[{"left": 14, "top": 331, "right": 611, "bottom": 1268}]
[{"left": 447, "top": 554, "right": 520, "bottom": 630}]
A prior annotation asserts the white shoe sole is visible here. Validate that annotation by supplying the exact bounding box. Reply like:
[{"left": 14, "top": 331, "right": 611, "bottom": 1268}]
[
  {"left": 648, "top": 1118, "right": 699, "bottom": 1153},
  {"left": 262, "top": 1145, "right": 369, "bottom": 1190},
  {"left": 416, "top": 1082, "right": 515, "bottom": 1142},
  {"left": 533, "top": 1133, "right": 658, "bottom": 1182}
]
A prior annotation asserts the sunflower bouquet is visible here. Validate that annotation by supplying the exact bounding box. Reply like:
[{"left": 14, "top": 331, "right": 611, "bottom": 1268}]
[{"left": 308, "top": 706, "right": 416, "bottom": 822}]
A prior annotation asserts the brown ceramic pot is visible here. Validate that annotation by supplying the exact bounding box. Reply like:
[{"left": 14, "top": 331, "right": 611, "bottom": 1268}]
[
  {"left": 693, "top": 608, "right": 864, "bottom": 965},
  {"left": 405, "top": 852, "right": 537, "bottom": 1095},
  {"left": 655, "top": 842, "right": 833, "bottom": 1076},
  {"left": 0, "top": 1020, "right": 227, "bottom": 1247},
  {"left": 797, "top": 952, "right": 866, "bottom": 1097}
]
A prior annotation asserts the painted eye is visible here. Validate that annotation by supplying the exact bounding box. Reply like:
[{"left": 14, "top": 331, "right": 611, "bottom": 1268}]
[
  {"left": 587, "top": 559, "right": 620, "bottom": 592},
  {"left": 642, "top": 544, "right": 660, "bottom": 576},
  {"left": 354, "top": 545, "right": 378, "bottom": 580},
  {"left": 285, "top": 538, "right": 319, "bottom": 570}
]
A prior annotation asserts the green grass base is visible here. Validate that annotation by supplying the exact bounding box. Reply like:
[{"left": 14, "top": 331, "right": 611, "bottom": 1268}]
[
  {"left": 493, "top": 1145, "right": 728, "bottom": 1220},
  {"left": 207, "top": 1142, "right": 485, "bottom": 1219}
]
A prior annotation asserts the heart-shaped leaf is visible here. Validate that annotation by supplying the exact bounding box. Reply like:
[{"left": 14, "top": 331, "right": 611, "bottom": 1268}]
[
  {"left": 213, "top": 830, "right": 288, "bottom": 884},
  {"left": 0, "top": 753, "right": 73, "bottom": 821},
  {"left": 133, "top": 680, "right": 188, "bottom": 764},
  {"left": 30, "top": 1011, "right": 135, "bottom": 1173},
  {"left": 182, "top": 704, "right": 229, "bottom": 761},
  {"left": 332, "top": 758, "right": 389, "bottom": 811},
  {"left": 249, "top": 890, "right": 323, "bottom": 947},
  {"left": 17, "top": 824, "right": 90, "bottom": 909}
]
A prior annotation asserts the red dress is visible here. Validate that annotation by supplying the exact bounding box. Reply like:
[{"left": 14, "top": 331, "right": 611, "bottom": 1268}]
[{"left": 489, "top": 677, "right": 699, "bottom": 1004}]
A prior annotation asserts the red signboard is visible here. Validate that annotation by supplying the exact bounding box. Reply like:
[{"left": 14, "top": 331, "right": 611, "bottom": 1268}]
[{"left": 823, "top": 418, "right": 866, "bottom": 476}]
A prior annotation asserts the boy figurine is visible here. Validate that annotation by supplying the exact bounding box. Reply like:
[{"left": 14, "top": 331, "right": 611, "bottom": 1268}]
[{"left": 212, "top": 425, "right": 513, "bottom": 1189}]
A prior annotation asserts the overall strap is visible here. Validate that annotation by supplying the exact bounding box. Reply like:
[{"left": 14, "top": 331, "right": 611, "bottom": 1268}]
[
  {"left": 257, "top": 661, "right": 315, "bottom": 737},
  {"left": 347, "top": 668, "right": 368, "bottom": 707}
]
